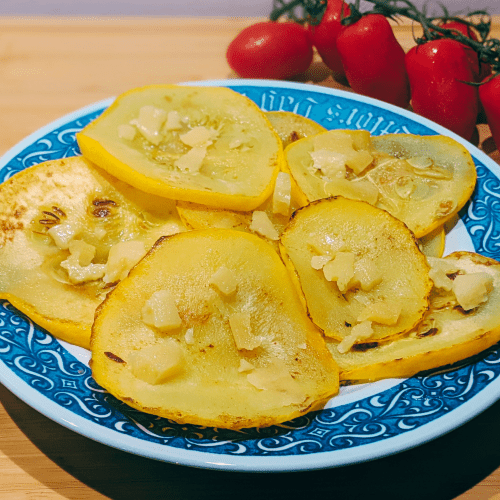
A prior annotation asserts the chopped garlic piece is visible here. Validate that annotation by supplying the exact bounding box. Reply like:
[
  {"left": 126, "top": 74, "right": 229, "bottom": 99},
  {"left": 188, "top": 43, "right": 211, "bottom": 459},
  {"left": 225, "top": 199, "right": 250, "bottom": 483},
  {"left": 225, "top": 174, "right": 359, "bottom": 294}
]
[
  {"left": 48, "top": 221, "right": 82, "bottom": 249},
  {"left": 60, "top": 256, "right": 106, "bottom": 284},
  {"left": 103, "top": 240, "right": 146, "bottom": 283},
  {"left": 346, "top": 150, "right": 374, "bottom": 175},
  {"left": 142, "top": 289, "right": 182, "bottom": 331},
  {"left": 210, "top": 266, "right": 238, "bottom": 295},
  {"left": 324, "top": 178, "right": 379, "bottom": 205},
  {"left": 353, "top": 293, "right": 371, "bottom": 307},
  {"left": 427, "top": 257, "right": 459, "bottom": 291},
  {"left": 246, "top": 360, "right": 305, "bottom": 405},
  {"left": 357, "top": 302, "right": 401, "bottom": 325},
  {"left": 117, "top": 124, "right": 136, "bottom": 141},
  {"left": 311, "top": 255, "right": 332, "bottom": 270},
  {"left": 165, "top": 110, "right": 182, "bottom": 130},
  {"left": 175, "top": 145, "right": 207, "bottom": 173},
  {"left": 68, "top": 239, "right": 96, "bottom": 266},
  {"left": 272, "top": 172, "right": 292, "bottom": 216},
  {"left": 250, "top": 211, "right": 279, "bottom": 241},
  {"left": 238, "top": 359, "right": 255, "bottom": 373},
  {"left": 184, "top": 327, "right": 195, "bottom": 345},
  {"left": 337, "top": 321, "right": 374, "bottom": 353},
  {"left": 323, "top": 252, "right": 355, "bottom": 292},
  {"left": 130, "top": 105, "right": 167, "bottom": 145},
  {"left": 310, "top": 149, "right": 346, "bottom": 179},
  {"left": 59, "top": 239, "right": 104, "bottom": 284},
  {"left": 353, "top": 256, "right": 383, "bottom": 291},
  {"left": 453, "top": 273, "right": 494, "bottom": 311},
  {"left": 180, "top": 126, "right": 214, "bottom": 147},
  {"left": 229, "top": 312, "right": 261, "bottom": 350},
  {"left": 308, "top": 235, "right": 345, "bottom": 255},
  {"left": 312, "top": 132, "right": 373, "bottom": 175},
  {"left": 128, "top": 339, "right": 184, "bottom": 385},
  {"left": 246, "top": 363, "right": 287, "bottom": 389}
]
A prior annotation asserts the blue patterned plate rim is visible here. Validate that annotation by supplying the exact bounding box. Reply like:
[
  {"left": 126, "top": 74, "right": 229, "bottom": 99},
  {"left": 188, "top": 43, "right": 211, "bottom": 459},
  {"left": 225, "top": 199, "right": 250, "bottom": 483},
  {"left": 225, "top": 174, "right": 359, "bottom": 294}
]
[{"left": 1, "top": 79, "right": 500, "bottom": 473}]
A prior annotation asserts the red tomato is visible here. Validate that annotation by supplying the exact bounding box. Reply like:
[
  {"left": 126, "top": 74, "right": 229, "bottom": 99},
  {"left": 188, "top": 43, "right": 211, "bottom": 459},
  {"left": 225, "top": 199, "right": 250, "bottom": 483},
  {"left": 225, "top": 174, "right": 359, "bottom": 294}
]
[
  {"left": 439, "top": 20, "right": 479, "bottom": 40},
  {"left": 479, "top": 74, "right": 500, "bottom": 150},
  {"left": 437, "top": 21, "right": 491, "bottom": 81},
  {"left": 336, "top": 14, "right": 410, "bottom": 108},
  {"left": 226, "top": 22, "right": 313, "bottom": 80},
  {"left": 308, "top": 0, "right": 351, "bottom": 78},
  {"left": 405, "top": 39, "right": 479, "bottom": 140}
]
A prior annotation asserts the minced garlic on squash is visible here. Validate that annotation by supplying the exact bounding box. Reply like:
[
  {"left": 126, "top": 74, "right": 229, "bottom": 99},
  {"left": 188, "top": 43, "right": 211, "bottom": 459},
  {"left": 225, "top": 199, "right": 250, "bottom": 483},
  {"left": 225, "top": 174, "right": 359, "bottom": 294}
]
[
  {"left": 77, "top": 85, "right": 284, "bottom": 211},
  {"left": 280, "top": 197, "right": 432, "bottom": 344},
  {"left": 284, "top": 130, "right": 476, "bottom": 238},
  {"left": 0, "top": 156, "right": 186, "bottom": 349},
  {"left": 327, "top": 252, "right": 500, "bottom": 382},
  {"left": 90, "top": 229, "right": 339, "bottom": 429}
]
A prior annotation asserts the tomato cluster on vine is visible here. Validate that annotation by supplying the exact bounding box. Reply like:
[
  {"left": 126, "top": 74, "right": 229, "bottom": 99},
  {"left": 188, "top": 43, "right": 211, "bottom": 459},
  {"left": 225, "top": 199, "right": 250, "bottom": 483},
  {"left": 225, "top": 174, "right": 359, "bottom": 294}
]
[{"left": 225, "top": 0, "right": 500, "bottom": 148}]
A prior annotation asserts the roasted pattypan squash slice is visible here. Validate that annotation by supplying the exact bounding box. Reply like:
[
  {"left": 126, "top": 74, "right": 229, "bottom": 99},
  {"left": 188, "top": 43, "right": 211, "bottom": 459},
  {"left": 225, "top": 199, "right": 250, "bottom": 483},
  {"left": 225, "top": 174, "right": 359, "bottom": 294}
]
[
  {"left": 327, "top": 252, "right": 500, "bottom": 382},
  {"left": 177, "top": 171, "right": 299, "bottom": 249},
  {"left": 90, "top": 229, "right": 339, "bottom": 429},
  {"left": 77, "top": 85, "right": 284, "bottom": 211},
  {"left": 0, "top": 156, "right": 185, "bottom": 349},
  {"left": 284, "top": 131, "right": 476, "bottom": 237},
  {"left": 279, "top": 197, "right": 433, "bottom": 349},
  {"left": 265, "top": 111, "right": 326, "bottom": 149}
]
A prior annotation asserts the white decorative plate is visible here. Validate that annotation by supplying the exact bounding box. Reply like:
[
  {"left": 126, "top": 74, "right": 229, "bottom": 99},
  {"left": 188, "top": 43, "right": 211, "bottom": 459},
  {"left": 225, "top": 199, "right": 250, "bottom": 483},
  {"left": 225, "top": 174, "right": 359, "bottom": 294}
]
[{"left": 1, "top": 80, "right": 500, "bottom": 472}]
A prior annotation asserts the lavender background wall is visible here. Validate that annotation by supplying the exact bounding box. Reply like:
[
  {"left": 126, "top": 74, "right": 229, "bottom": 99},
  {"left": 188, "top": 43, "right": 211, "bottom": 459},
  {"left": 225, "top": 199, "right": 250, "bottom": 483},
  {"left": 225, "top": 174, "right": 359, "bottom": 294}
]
[{"left": 0, "top": 0, "right": 498, "bottom": 17}]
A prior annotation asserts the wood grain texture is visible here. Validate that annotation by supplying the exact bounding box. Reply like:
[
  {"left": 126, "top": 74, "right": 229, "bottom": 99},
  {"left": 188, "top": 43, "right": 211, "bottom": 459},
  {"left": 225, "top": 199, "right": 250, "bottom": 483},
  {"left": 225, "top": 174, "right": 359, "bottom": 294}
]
[{"left": 0, "top": 16, "right": 500, "bottom": 500}]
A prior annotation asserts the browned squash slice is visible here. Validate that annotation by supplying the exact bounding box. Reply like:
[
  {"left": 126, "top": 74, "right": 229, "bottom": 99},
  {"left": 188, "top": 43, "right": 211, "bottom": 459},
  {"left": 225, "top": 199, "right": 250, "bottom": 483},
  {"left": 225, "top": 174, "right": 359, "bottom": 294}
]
[
  {"left": 265, "top": 111, "right": 327, "bottom": 149},
  {"left": 327, "top": 252, "right": 500, "bottom": 382},
  {"left": 284, "top": 131, "right": 476, "bottom": 238},
  {"left": 0, "top": 156, "right": 185, "bottom": 349},
  {"left": 90, "top": 229, "right": 339, "bottom": 429},
  {"left": 279, "top": 197, "right": 433, "bottom": 347},
  {"left": 77, "top": 85, "right": 284, "bottom": 211}
]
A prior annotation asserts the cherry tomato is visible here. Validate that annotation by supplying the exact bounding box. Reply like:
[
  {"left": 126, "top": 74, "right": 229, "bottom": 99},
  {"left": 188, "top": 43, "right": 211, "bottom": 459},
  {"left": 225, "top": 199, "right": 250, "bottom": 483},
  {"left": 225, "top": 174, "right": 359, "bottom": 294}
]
[
  {"left": 336, "top": 14, "right": 410, "bottom": 108},
  {"left": 405, "top": 39, "right": 479, "bottom": 140},
  {"left": 479, "top": 73, "right": 500, "bottom": 150},
  {"left": 226, "top": 22, "right": 313, "bottom": 80},
  {"left": 308, "top": 0, "right": 351, "bottom": 78}
]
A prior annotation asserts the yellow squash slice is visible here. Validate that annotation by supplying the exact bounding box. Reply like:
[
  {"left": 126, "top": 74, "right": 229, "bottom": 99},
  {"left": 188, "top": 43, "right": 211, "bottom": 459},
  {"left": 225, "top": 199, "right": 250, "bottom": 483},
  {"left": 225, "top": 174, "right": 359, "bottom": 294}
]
[
  {"left": 327, "top": 252, "right": 500, "bottom": 383},
  {"left": 284, "top": 131, "right": 476, "bottom": 237},
  {"left": 418, "top": 226, "right": 445, "bottom": 258},
  {"left": 77, "top": 85, "right": 284, "bottom": 211},
  {"left": 90, "top": 229, "right": 339, "bottom": 429},
  {"left": 279, "top": 197, "right": 433, "bottom": 346},
  {"left": 265, "top": 111, "right": 326, "bottom": 149},
  {"left": 177, "top": 172, "right": 299, "bottom": 249},
  {"left": 0, "top": 156, "right": 185, "bottom": 349}
]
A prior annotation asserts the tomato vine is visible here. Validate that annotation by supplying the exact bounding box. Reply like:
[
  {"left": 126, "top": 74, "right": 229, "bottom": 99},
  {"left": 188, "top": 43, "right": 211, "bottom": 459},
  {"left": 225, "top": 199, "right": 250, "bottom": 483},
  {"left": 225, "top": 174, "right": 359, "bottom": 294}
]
[{"left": 270, "top": 0, "right": 500, "bottom": 73}]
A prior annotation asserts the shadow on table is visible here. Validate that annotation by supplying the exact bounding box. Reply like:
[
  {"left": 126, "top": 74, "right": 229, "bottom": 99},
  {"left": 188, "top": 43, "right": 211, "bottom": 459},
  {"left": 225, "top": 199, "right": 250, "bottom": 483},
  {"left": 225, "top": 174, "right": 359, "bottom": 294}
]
[{"left": 1, "top": 383, "right": 499, "bottom": 500}]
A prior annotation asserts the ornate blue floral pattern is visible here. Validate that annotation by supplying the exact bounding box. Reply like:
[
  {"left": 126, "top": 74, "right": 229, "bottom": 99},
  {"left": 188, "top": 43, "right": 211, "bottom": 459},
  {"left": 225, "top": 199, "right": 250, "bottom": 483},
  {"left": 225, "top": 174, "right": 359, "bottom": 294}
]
[
  {"left": 1, "top": 111, "right": 103, "bottom": 182},
  {"left": 1, "top": 82, "right": 500, "bottom": 468}
]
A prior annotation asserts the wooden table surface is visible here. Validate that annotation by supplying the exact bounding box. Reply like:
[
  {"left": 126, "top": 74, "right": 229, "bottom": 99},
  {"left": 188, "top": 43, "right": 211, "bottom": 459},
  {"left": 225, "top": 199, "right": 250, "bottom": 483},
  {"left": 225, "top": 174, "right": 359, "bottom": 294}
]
[{"left": 1, "top": 16, "right": 500, "bottom": 500}]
